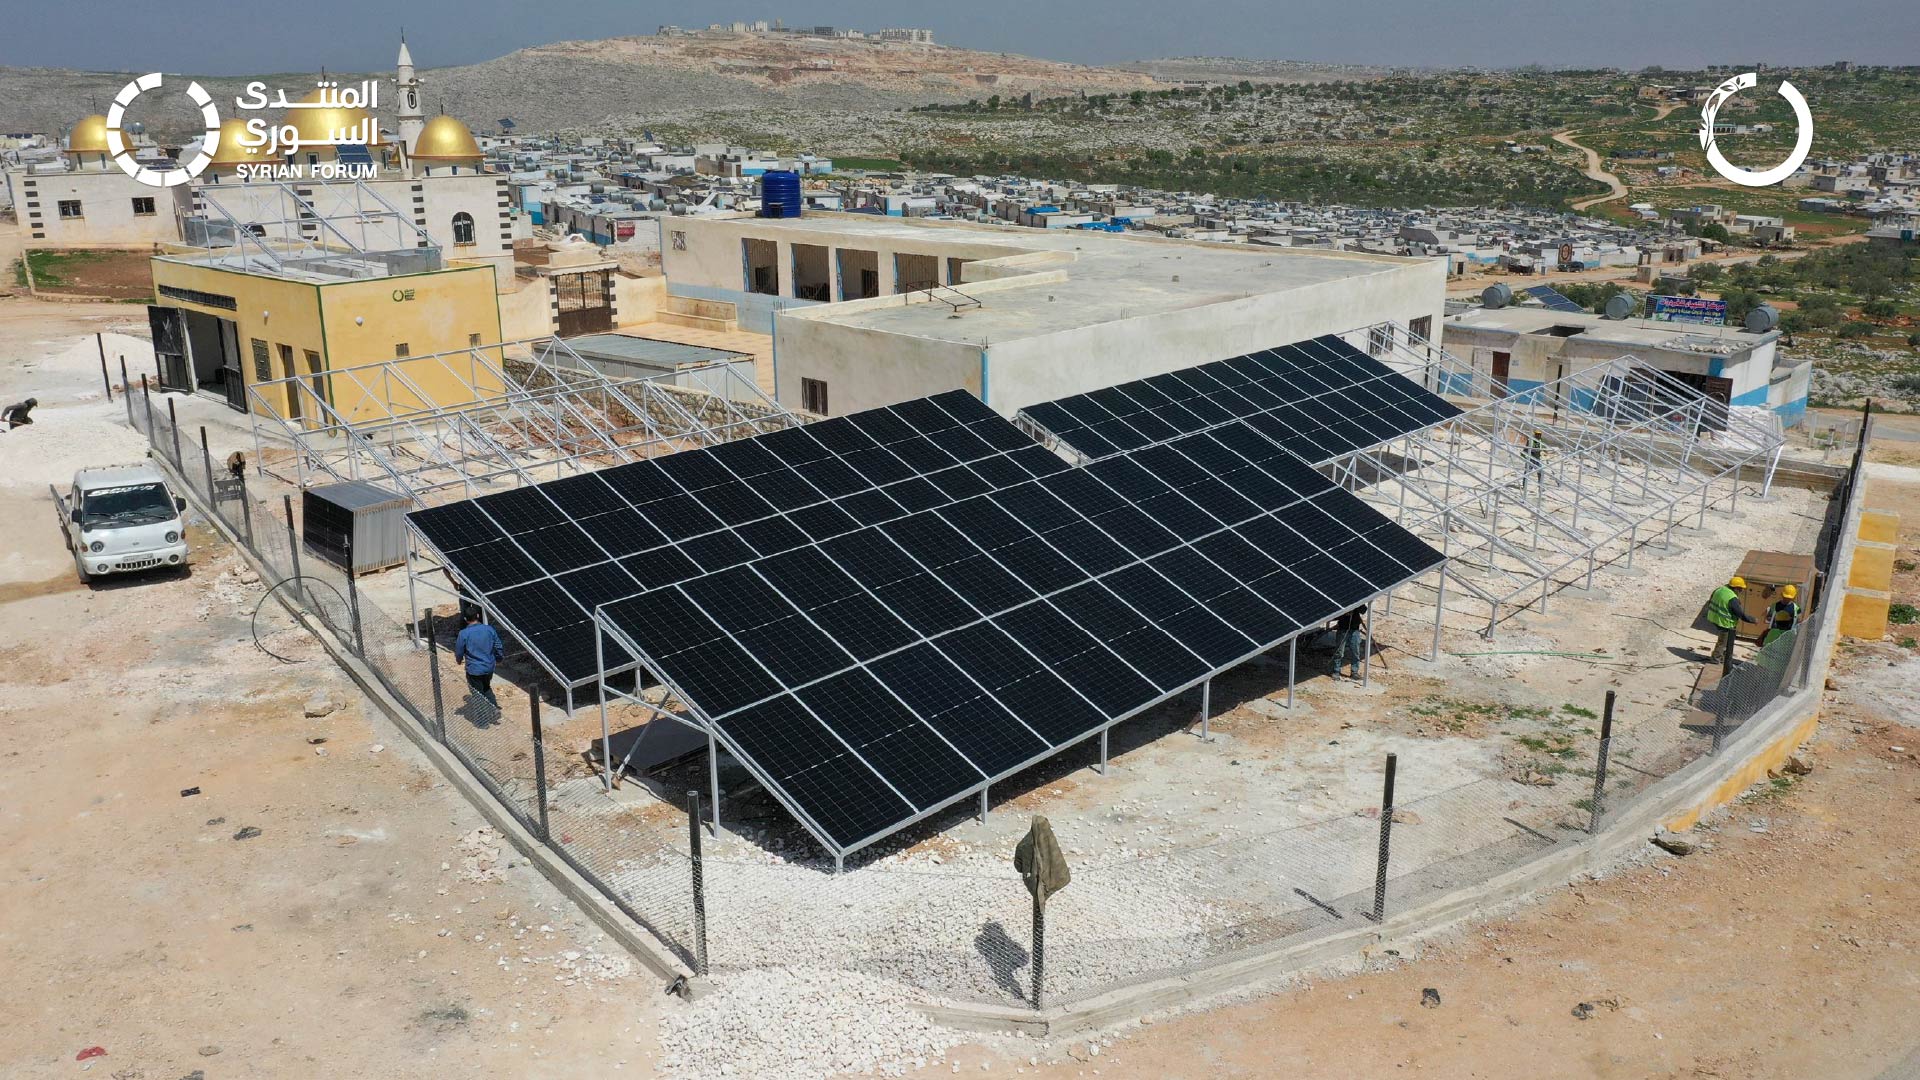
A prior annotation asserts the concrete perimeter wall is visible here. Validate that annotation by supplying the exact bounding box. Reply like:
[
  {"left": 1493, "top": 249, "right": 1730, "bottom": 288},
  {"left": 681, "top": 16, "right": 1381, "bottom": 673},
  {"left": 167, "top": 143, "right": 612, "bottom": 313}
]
[{"left": 926, "top": 462, "right": 1870, "bottom": 1037}]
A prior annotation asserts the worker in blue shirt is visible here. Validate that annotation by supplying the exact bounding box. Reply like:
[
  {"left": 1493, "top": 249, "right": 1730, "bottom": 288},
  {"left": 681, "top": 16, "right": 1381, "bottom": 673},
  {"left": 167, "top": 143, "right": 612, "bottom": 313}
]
[{"left": 453, "top": 610, "right": 505, "bottom": 709}]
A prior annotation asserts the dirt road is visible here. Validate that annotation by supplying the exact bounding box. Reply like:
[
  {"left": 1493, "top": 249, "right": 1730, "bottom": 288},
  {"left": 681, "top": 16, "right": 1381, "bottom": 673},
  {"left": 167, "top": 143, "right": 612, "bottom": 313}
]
[{"left": 1555, "top": 129, "right": 1628, "bottom": 212}]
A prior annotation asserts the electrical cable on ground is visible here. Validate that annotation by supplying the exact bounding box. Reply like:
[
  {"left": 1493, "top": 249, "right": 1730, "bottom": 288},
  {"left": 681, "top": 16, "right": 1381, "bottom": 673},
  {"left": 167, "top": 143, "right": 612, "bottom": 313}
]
[{"left": 250, "top": 575, "right": 350, "bottom": 664}]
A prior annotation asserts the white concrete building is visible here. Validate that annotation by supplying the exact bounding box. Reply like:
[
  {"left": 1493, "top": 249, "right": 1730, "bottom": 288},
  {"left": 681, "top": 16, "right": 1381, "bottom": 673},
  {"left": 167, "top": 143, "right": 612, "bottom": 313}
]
[
  {"left": 660, "top": 212, "right": 1445, "bottom": 417},
  {"left": 1440, "top": 305, "right": 1807, "bottom": 427},
  {"left": 6, "top": 115, "right": 188, "bottom": 248}
]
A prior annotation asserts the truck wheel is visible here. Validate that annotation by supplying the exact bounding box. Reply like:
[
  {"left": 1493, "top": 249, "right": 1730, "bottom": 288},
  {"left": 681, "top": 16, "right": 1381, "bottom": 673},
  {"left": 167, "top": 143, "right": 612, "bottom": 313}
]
[{"left": 74, "top": 555, "right": 90, "bottom": 585}]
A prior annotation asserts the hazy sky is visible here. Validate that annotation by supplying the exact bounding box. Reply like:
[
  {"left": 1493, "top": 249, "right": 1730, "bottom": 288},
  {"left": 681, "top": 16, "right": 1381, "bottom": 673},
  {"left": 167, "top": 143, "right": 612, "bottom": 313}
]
[{"left": 5, "top": 0, "right": 1917, "bottom": 74}]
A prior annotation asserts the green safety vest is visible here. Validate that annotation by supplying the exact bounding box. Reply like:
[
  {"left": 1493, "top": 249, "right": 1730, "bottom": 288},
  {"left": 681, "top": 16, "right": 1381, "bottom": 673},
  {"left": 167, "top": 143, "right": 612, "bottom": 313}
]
[
  {"left": 1762, "top": 600, "right": 1801, "bottom": 646},
  {"left": 1706, "top": 585, "right": 1739, "bottom": 630},
  {"left": 1768, "top": 600, "right": 1800, "bottom": 631}
]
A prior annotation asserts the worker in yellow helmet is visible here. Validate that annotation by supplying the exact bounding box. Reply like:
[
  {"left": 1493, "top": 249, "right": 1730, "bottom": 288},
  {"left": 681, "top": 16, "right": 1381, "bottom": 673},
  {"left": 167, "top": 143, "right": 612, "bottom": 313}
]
[
  {"left": 1762, "top": 584, "right": 1802, "bottom": 647},
  {"left": 1706, "top": 575, "right": 1760, "bottom": 663}
]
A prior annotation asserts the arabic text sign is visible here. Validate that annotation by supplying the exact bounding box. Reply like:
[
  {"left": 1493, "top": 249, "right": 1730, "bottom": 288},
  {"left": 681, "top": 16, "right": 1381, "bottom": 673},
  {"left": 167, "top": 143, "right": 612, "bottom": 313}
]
[{"left": 1650, "top": 295, "right": 1728, "bottom": 326}]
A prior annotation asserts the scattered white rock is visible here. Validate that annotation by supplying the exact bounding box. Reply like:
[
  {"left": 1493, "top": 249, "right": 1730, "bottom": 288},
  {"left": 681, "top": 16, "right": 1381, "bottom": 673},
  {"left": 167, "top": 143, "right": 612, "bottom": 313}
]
[
  {"left": 658, "top": 968, "right": 966, "bottom": 1080},
  {"left": 303, "top": 691, "right": 338, "bottom": 718}
]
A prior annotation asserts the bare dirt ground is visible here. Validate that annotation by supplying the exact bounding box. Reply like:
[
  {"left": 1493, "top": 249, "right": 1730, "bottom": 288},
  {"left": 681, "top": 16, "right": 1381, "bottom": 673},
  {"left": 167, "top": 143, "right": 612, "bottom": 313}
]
[
  {"left": 23, "top": 249, "right": 157, "bottom": 302},
  {"left": 963, "top": 469, "right": 1920, "bottom": 1080},
  {"left": 3, "top": 285, "right": 1915, "bottom": 1079},
  {"left": 0, "top": 296, "right": 664, "bottom": 1079}
]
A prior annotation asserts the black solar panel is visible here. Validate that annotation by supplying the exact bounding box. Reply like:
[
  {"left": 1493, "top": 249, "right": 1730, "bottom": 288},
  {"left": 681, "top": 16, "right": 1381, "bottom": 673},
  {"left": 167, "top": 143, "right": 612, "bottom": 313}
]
[
  {"left": 410, "top": 391, "right": 1063, "bottom": 684},
  {"left": 413, "top": 389, "right": 1445, "bottom": 858},
  {"left": 589, "top": 419, "right": 1440, "bottom": 851},
  {"left": 1016, "top": 334, "right": 1463, "bottom": 466},
  {"left": 1525, "top": 285, "right": 1585, "bottom": 313}
]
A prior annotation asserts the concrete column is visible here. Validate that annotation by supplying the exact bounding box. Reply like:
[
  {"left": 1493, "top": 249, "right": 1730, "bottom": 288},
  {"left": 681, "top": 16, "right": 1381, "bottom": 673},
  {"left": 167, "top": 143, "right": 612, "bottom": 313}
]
[{"left": 776, "top": 240, "right": 796, "bottom": 299}]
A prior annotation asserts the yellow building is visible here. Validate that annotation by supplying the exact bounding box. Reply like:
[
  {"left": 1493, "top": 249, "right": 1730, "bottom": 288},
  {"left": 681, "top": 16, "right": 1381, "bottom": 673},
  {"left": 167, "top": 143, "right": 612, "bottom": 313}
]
[{"left": 148, "top": 251, "right": 505, "bottom": 425}]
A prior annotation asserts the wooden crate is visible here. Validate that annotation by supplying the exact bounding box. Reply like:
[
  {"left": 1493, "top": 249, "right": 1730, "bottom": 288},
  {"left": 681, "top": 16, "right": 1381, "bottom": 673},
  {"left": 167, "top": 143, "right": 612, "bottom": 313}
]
[{"left": 1734, "top": 550, "right": 1816, "bottom": 643}]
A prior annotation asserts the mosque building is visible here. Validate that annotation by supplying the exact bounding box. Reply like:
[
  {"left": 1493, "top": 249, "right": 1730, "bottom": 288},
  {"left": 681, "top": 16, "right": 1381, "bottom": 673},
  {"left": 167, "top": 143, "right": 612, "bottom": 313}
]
[
  {"left": 5, "top": 113, "right": 190, "bottom": 248},
  {"left": 7, "top": 39, "right": 520, "bottom": 288}
]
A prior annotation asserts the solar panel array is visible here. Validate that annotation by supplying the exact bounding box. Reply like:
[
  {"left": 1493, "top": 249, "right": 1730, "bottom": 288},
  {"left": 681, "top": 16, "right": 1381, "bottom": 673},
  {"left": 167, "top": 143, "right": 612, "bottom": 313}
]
[
  {"left": 1015, "top": 334, "right": 1462, "bottom": 466},
  {"left": 1524, "top": 285, "right": 1585, "bottom": 313},
  {"left": 590, "top": 411, "right": 1444, "bottom": 852},
  {"left": 409, "top": 391, "right": 1060, "bottom": 685}
]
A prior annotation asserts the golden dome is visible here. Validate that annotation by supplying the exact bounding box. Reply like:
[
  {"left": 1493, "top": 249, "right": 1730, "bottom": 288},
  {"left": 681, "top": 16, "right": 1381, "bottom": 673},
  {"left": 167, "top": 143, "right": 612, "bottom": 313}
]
[
  {"left": 205, "top": 117, "right": 271, "bottom": 168},
  {"left": 410, "top": 114, "right": 483, "bottom": 162},
  {"left": 65, "top": 114, "right": 113, "bottom": 155},
  {"left": 278, "top": 87, "right": 384, "bottom": 153}
]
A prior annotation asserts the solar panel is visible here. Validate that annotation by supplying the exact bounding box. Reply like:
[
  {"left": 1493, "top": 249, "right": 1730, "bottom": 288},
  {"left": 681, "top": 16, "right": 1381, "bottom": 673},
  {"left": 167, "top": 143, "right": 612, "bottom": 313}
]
[
  {"left": 416, "top": 391, "right": 1445, "bottom": 859},
  {"left": 335, "top": 143, "right": 375, "bottom": 166},
  {"left": 409, "top": 391, "right": 1071, "bottom": 685},
  {"left": 1015, "top": 334, "right": 1463, "bottom": 467},
  {"left": 1524, "top": 285, "right": 1585, "bottom": 313},
  {"left": 587, "top": 419, "right": 1441, "bottom": 853}
]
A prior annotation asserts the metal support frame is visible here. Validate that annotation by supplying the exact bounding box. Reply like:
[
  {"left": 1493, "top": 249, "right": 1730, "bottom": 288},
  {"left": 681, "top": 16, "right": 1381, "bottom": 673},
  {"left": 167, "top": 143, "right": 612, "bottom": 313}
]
[
  {"left": 250, "top": 334, "right": 799, "bottom": 510},
  {"left": 1318, "top": 334, "right": 1783, "bottom": 639}
]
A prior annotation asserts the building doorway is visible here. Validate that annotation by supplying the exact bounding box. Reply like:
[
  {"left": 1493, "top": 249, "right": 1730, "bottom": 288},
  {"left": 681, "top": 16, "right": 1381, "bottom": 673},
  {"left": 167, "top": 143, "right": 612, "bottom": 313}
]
[
  {"left": 791, "top": 244, "right": 831, "bottom": 301},
  {"left": 837, "top": 248, "right": 880, "bottom": 299},
  {"left": 1490, "top": 350, "right": 1511, "bottom": 398},
  {"left": 555, "top": 270, "right": 613, "bottom": 336},
  {"left": 743, "top": 238, "right": 780, "bottom": 296}
]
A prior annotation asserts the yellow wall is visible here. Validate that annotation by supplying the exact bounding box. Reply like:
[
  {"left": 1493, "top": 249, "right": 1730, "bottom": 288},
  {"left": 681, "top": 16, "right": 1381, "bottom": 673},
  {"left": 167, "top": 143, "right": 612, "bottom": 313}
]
[
  {"left": 150, "top": 259, "right": 327, "bottom": 423},
  {"left": 317, "top": 265, "right": 505, "bottom": 424},
  {"left": 151, "top": 258, "right": 505, "bottom": 426}
]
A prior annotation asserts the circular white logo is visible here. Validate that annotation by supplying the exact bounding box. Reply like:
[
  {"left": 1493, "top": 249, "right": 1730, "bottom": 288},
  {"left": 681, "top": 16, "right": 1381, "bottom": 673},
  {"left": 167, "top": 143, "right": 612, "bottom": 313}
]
[
  {"left": 1699, "top": 72, "right": 1813, "bottom": 188},
  {"left": 105, "top": 72, "right": 221, "bottom": 188}
]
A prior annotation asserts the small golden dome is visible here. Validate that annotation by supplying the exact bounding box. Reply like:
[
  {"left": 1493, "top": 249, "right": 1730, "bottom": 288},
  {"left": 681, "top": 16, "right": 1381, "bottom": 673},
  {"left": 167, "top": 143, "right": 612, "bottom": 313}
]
[
  {"left": 205, "top": 118, "right": 270, "bottom": 168},
  {"left": 410, "top": 114, "right": 483, "bottom": 162},
  {"left": 278, "top": 87, "right": 384, "bottom": 153},
  {"left": 65, "top": 114, "right": 113, "bottom": 155}
]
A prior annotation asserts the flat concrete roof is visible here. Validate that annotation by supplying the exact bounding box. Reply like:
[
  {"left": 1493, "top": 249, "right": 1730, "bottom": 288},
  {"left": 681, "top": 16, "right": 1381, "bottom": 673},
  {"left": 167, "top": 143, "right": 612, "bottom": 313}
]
[
  {"left": 1445, "top": 304, "right": 1779, "bottom": 355},
  {"left": 566, "top": 333, "right": 748, "bottom": 368},
  {"left": 728, "top": 213, "right": 1429, "bottom": 345}
]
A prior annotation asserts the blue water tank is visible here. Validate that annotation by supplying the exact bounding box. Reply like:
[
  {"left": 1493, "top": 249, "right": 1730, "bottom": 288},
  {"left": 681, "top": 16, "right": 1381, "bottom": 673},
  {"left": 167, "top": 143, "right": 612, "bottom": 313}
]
[{"left": 760, "top": 170, "right": 802, "bottom": 218}]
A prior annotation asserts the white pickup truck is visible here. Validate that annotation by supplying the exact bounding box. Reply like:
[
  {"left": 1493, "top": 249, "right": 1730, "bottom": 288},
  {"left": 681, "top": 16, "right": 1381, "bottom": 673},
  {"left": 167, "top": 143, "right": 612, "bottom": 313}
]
[{"left": 54, "top": 461, "right": 191, "bottom": 582}]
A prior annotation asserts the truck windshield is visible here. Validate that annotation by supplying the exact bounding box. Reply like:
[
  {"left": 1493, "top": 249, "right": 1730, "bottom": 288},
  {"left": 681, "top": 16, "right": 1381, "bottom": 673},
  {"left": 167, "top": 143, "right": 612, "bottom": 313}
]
[{"left": 82, "top": 483, "right": 176, "bottom": 528}]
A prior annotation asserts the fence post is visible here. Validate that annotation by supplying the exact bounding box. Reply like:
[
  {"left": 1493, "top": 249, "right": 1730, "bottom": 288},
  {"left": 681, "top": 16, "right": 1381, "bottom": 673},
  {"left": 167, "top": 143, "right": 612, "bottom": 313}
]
[
  {"left": 687, "top": 790, "right": 710, "bottom": 976},
  {"left": 165, "top": 397, "right": 183, "bottom": 468},
  {"left": 236, "top": 472, "right": 254, "bottom": 545},
  {"left": 1711, "top": 646, "right": 1733, "bottom": 754},
  {"left": 120, "top": 358, "right": 132, "bottom": 424},
  {"left": 424, "top": 612, "right": 447, "bottom": 741},
  {"left": 96, "top": 334, "right": 111, "bottom": 401},
  {"left": 1031, "top": 891, "right": 1046, "bottom": 1009},
  {"left": 140, "top": 375, "right": 156, "bottom": 441},
  {"left": 198, "top": 426, "right": 217, "bottom": 507},
  {"left": 1369, "top": 752, "right": 1398, "bottom": 923},
  {"left": 344, "top": 565, "right": 366, "bottom": 656},
  {"left": 530, "top": 693, "right": 551, "bottom": 838},
  {"left": 283, "top": 495, "right": 303, "bottom": 604},
  {"left": 1588, "top": 690, "right": 1615, "bottom": 835}
]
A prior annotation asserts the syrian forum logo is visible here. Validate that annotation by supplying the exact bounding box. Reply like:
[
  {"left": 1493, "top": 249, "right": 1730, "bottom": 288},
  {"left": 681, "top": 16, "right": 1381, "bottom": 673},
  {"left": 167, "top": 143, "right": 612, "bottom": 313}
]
[
  {"left": 1698, "top": 72, "right": 1814, "bottom": 188},
  {"left": 106, "top": 73, "right": 219, "bottom": 187},
  {"left": 105, "top": 72, "right": 380, "bottom": 187}
]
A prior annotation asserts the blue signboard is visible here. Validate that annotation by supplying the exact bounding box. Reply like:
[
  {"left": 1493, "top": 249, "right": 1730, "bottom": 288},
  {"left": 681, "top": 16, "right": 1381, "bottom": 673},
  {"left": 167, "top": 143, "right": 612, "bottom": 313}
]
[{"left": 1650, "top": 294, "right": 1728, "bottom": 325}]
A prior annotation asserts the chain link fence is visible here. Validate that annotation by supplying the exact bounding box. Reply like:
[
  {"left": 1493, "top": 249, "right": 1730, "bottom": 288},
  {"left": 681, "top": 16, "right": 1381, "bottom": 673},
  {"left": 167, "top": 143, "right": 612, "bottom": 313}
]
[{"left": 127, "top": 383, "right": 1862, "bottom": 1012}]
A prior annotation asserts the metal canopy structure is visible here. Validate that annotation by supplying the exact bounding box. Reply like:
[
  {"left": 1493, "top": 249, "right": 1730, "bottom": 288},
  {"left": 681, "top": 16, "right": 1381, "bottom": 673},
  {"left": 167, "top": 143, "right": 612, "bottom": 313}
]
[
  {"left": 411, "top": 390, "right": 1446, "bottom": 866},
  {"left": 245, "top": 333, "right": 797, "bottom": 701},
  {"left": 1319, "top": 323, "right": 1787, "bottom": 636},
  {"left": 1013, "top": 333, "right": 1462, "bottom": 467},
  {"left": 186, "top": 179, "right": 442, "bottom": 279},
  {"left": 248, "top": 336, "right": 796, "bottom": 507}
]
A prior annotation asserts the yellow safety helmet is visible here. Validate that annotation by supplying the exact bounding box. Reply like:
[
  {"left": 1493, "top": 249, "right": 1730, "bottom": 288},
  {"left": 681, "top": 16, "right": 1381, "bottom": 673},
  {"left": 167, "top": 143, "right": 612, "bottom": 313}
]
[
  {"left": 1729, "top": 576, "right": 1747, "bottom": 589},
  {"left": 1782, "top": 584, "right": 1798, "bottom": 600}
]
